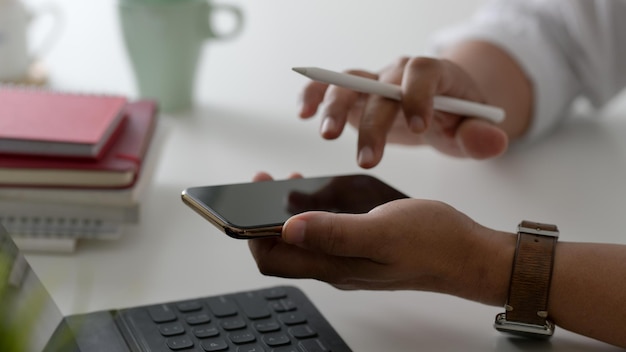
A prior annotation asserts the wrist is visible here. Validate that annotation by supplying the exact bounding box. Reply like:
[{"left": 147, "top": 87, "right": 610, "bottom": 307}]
[{"left": 452, "top": 226, "right": 517, "bottom": 306}]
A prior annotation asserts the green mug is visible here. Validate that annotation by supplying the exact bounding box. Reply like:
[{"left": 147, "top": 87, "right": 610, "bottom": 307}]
[{"left": 118, "top": 0, "right": 243, "bottom": 112}]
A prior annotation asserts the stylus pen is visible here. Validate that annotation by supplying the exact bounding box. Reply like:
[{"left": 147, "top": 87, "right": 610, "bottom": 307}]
[{"left": 292, "top": 66, "right": 505, "bottom": 124}]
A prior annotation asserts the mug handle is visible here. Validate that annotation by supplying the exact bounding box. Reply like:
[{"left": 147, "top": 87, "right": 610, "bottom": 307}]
[
  {"left": 204, "top": 3, "right": 244, "bottom": 40},
  {"left": 29, "top": 3, "right": 64, "bottom": 60}
]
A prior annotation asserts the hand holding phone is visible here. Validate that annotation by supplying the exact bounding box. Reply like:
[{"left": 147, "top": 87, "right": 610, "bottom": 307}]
[{"left": 181, "top": 174, "right": 408, "bottom": 239}]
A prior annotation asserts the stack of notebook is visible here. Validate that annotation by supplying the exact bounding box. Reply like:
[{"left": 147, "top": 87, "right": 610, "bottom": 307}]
[{"left": 0, "top": 86, "right": 160, "bottom": 253}]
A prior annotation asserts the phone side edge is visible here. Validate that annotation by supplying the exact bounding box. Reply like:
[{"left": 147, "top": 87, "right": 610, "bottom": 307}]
[
  {"left": 180, "top": 190, "right": 282, "bottom": 239},
  {"left": 180, "top": 190, "right": 243, "bottom": 239}
]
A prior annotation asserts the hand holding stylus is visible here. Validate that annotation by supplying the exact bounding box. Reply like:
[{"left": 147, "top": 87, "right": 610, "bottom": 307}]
[
  {"left": 292, "top": 67, "right": 505, "bottom": 124},
  {"left": 293, "top": 57, "right": 511, "bottom": 166}
]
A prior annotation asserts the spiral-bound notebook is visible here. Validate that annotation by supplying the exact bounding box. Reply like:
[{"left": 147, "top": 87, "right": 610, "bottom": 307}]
[{"left": 0, "top": 86, "right": 128, "bottom": 159}]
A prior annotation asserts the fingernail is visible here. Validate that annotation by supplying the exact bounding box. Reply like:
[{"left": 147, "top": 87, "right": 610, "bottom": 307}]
[
  {"left": 410, "top": 115, "right": 425, "bottom": 132},
  {"left": 320, "top": 116, "right": 336, "bottom": 136},
  {"left": 284, "top": 219, "right": 306, "bottom": 244},
  {"left": 358, "top": 146, "right": 375, "bottom": 166},
  {"left": 298, "top": 101, "right": 307, "bottom": 117}
]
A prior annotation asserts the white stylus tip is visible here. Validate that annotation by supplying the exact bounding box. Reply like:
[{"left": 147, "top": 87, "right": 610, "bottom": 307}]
[{"left": 292, "top": 67, "right": 306, "bottom": 74}]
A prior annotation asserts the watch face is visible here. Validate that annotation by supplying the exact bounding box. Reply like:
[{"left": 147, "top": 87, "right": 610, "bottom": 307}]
[{"left": 494, "top": 313, "right": 555, "bottom": 339}]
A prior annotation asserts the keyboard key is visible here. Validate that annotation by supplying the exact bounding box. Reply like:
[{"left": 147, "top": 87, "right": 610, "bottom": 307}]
[
  {"left": 236, "top": 293, "right": 271, "bottom": 320},
  {"left": 159, "top": 322, "right": 185, "bottom": 337},
  {"left": 254, "top": 320, "right": 281, "bottom": 333},
  {"left": 193, "top": 325, "right": 220, "bottom": 338},
  {"left": 228, "top": 330, "right": 256, "bottom": 344},
  {"left": 177, "top": 300, "right": 203, "bottom": 313},
  {"left": 269, "top": 299, "right": 297, "bottom": 313},
  {"left": 166, "top": 335, "right": 194, "bottom": 350},
  {"left": 262, "top": 332, "right": 291, "bottom": 347},
  {"left": 221, "top": 317, "right": 247, "bottom": 331},
  {"left": 278, "top": 312, "right": 307, "bottom": 326},
  {"left": 236, "top": 344, "right": 266, "bottom": 352},
  {"left": 288, "top": 325, "right": 317, "bottom": 339},
  {"left": 262, "top": 288, "right": 287, "bottom": 300},
  {"left": 200, "top": 338, "right": 229, "bottom": 351},
  {"left": 186, "top": 313, "right": 212, "bottom": 325},
  {"left": 270, "top": 347, "right": 299, "bottom": 352},
  {"left": 148, "top": 304, "right": 177, "bottom": 323},
  {"left": 298, "top": 339, "right": 329, "bottom": 352},
  {"left": 207, "top": 297, "right": 238, "bottom": 317}
]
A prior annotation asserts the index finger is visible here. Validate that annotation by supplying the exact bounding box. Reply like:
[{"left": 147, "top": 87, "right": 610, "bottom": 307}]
[{"left": 355, "top": 61, "right": 406, "bottom": 168}]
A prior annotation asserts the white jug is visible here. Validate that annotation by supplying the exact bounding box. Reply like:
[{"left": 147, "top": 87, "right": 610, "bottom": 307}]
[{"left": 0, "top": 0, "right": 61, "bottom": 82}]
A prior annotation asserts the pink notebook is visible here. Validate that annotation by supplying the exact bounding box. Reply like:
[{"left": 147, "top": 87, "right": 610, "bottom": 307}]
[
  {"left": 0, "top": 87, "right": 128, "bottom": 159},
  {"left": 0, "top": 100, "right": 158, "bottom": 189}
]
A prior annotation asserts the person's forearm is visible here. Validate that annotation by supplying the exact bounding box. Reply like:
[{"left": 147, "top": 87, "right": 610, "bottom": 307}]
[
  {"left": 549, "top": 242, "right": 626, "bottom": 347},
  {"left": 467, "top": 228, "right": 626, "bottom": 348},
  {"left": 441, "top": 40, "right": 533, "bottom": 140}
]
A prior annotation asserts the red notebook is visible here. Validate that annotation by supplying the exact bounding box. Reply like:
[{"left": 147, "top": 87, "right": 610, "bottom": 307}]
[
  {"left": 0, "top": 87, "right": 128, "bottom": 159},
  {"left": 0, "top": 100, "right": 158, "bottom": 189}
]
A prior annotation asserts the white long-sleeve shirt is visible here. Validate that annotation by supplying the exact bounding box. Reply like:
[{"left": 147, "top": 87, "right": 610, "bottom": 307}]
[{"left": 432, "top": 0, "right": 626, "bottom": 140}]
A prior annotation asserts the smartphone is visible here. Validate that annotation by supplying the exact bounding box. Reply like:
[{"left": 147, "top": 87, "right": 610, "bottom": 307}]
[{"left": 181, "top": 174, "right": 408, "bottom": 239}]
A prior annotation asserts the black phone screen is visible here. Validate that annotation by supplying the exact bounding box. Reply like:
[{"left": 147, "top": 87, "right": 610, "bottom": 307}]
[{"left": 182, "top": 174, "right": 408, "bottom": 232}]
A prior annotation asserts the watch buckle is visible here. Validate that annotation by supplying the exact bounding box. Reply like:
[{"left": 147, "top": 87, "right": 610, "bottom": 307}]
[
  {"left": 494, "top": 313, "right": 555, "bottom": 338},
  {"left": 518, "top": 222, "right": 559, "bottom": 238}
]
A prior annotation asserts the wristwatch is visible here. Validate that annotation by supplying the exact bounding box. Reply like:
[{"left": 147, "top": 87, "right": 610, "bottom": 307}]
[{"left": 494, "top": 220, "right": 559, "bottom": 338}]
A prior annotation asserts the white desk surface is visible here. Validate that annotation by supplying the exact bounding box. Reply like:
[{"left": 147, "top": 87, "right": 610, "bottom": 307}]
[{"left": 22, "top": 0, "right": 626, "bottom": 350}]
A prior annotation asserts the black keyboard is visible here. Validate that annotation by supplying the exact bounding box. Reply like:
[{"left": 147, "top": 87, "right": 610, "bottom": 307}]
[{"left": 117, "top": 286, "right": 352, "bottom": 352}]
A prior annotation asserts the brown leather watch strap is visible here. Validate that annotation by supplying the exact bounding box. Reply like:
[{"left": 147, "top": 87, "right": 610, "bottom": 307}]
[{"left": 505, "top": 220, "right": 558, "bottom": 326}]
